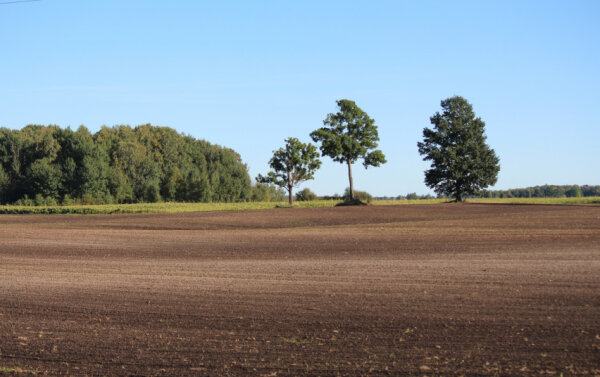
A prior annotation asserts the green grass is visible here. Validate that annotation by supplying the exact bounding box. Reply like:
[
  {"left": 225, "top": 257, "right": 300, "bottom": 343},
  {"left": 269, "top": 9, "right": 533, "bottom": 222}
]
[
  {"left": 0, "top": 366, "right": 37, "bottom": 373},
  {"left": 0, "top": 200, "right": 341, "bottom": 215},
  {"left": 0, "top": 197, "right": 597, "bottom": 215}
]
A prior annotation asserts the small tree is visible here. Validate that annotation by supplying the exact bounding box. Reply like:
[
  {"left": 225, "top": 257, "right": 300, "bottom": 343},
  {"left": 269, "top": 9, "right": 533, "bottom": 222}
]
[
  {"left": 310, "top": 99, "right": 386, "bottom": 201},
  {"left": 256, "top": 137, "right": 321, "bottom": 205},
  {"left": 417, "top": 96, "right": 500, "bottom": 202}
]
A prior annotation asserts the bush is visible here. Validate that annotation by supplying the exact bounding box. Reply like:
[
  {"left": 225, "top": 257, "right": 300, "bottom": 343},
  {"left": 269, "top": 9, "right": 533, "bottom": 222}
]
[
  {"left": 102, "top": 192, "right": 114, "bottom": 204},
  {"left": 406, "top": 192, "right": 418, "bottom": 200},
  {"left": 62, "top": 194, "right": 74, "bottom": 206},
  {"left": 295, "top": 188, "right": 317, "bottom": 201},
  {"left": 321, "top": 193, "right": 342, "bottom": 200},
  {"left": 44, "top": 196, "right": 58, "bottom": 206},
  {"left": 34, "top": 194, "right": 46, "bottom": 206},
  {"left": 22, "top": 195, "right": 34, "bottom": 206},
  {"left": 80, "top": 193, "right": 103, "bottom": 205},
  {"left": 343, "top": 188, "right": 372, "bottom": 203},
  {"left": 250, "top": 183, "right": 286, "bottom": 202}
]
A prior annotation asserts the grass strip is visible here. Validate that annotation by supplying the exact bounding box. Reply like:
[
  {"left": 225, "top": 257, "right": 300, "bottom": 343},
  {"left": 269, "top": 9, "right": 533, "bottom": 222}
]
[
  {"left": 0, "top": 197, "right": 597, "bottom": 215},
  {"left": 0, "top": 200, "right": 340, "bottom": 215}
]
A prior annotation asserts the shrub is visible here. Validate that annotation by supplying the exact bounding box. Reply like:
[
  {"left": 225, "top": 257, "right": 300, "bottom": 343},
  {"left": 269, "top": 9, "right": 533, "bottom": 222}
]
[
  {"left": 406, "top": 192, "right": 419, "bottom": 200},
  {"left": 295, "top": 188, "right": 317, "bottom": 201},
  {"left": 44, "top": 196, "right": 58, "bottom": 206},
  {"left": 19, "top": 195, "right": 34, "bottom": 206},
  {"left": 80, "top": 193, "right": 97, "bottom": 205},
  {"left": 101, "top": 192, "right": 114, "bottom": 204},
  {"left": 250, "top": 183, "right": 286, "bottom": 202},
  {"left": 343, "top": 188, "right": 372, "bottom": 203},
  {"left": 34, "top": 194, "right": 46, "bottom": 206},
  {"left": 62, "top": 194, "right": 74, "bottom": 206}
]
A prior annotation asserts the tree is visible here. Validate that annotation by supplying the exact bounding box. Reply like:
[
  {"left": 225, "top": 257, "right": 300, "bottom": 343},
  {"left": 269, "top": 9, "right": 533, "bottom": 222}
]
[
  {"left": 256, "top": 137, "right": 321, "bottom": 205},
  {"left": 417, "top": 96, "right": 500, "bottom": 202},
  {"left": 26, "top": 158, "right": 62, "bottom": 199},
  {"left": 310, "top": 99, "right": 386, "bottom": 201}
]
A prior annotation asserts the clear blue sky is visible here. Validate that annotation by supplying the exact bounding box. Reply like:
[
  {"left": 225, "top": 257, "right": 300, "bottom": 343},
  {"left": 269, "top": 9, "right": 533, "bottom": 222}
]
[{"left": 1, "top": 0, "right": 598, "bottom": 196}]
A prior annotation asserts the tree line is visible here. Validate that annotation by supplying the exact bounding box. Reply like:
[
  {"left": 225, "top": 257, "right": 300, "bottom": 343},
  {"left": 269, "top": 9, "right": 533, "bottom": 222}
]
[
  {"left": 378, "top": 185, "right": 599, "bottom": 201},
  {"left": 5, "top": 97, "right": 591, "bottom": 207},
  {"left": 0, "top": 124, "right": 251, "bottom": 205},
  {"left": 481, "top": 185, "right": 600, "bottom": 198}
]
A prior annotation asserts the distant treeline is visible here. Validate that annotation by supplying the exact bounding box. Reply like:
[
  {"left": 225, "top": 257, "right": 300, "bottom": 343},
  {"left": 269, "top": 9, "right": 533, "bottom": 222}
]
[
  {"left": 376, "top": 193, "right": 435, "bottom": 200},
  {"left": 480, "top": 185, "right": 599, "bottom": 198},
  {"left": 0, "top": 125, "right": 252, "bottom": 205},
  {"left": 377, "top": 185, "right": 600, "bottom": 200}
]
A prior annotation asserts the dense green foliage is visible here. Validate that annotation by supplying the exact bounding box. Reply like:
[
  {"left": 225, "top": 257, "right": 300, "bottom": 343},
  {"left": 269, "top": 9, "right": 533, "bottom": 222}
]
[
  {"left": 310, "top": 99, "right": 386, "bottom": 201},
  {"left": 418, "top": 96, "right": 500, "bottom": 202},
  {"left": 481, "top": 184, "right": 600, "bottom": 198},
  {"left": 343, "top": 188, "right": 373, "bottom": 203},
  {"left": 295, "top": 187, "right": 317, "bottom": 201},
  {"left": 0, "top": 124, "right": 251, "bottom": 204},
  {"left": 256, "top": 137, "right": 321, "bottom": 205},
  {"left": 250, "top": 182, "right": 287, "bottom": 202},
  {"left": 402, "top": 192, "right": 435, "bottom": 200},
  {"left": 386, "top": 185, "right": 599, "bottom": 201}
]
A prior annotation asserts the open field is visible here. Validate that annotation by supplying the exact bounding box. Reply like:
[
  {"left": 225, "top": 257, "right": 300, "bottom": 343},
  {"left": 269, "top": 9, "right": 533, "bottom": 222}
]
[
  {"left": 0, "top": 204, "right": 599, "bottom": 376},
  {"left": 0, "top": 196, "right": 599, "bottom": 215}
]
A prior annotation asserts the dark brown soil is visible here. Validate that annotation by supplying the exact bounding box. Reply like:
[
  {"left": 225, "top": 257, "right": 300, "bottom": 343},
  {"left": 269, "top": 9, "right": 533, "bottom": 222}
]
[{"left": 1, "top": 204, "right": 599, "bottom": 376}]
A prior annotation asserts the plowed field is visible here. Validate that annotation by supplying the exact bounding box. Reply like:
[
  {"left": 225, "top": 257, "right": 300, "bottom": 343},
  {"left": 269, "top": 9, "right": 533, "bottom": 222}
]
[{"left": 1, "top": 204, "right": 599, "bottom": 376}]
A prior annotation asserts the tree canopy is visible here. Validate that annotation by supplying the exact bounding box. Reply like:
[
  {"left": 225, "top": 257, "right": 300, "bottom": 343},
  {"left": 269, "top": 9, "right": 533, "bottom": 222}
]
[
  {"left": 310, "top": 99, "right": 386, "bottom": 201},
  {"left": 417, "top": 96, "right": 500, "bottom": 201},
  {"left": 0, "top": 124, "right": 251, "bottom": 204},
  {"left": 256, "top": 137, "right": 321, "bottom": 205}
]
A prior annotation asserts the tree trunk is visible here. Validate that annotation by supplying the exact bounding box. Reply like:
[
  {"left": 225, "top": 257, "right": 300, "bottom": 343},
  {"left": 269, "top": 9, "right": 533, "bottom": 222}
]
[
  {"left": 347, "top": 160, "right": 354, "bottom": 201},
  {"left": 287, "top": 171, "right": 293, "bottom": 206},
  {"left": 453, "top": 180, "right": 463, "bottom": 202}
]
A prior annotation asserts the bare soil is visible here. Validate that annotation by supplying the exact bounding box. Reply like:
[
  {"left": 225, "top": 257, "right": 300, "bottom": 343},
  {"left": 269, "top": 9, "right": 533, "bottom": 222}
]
[{"left": 0, "top": 204, "right": 599, "bottom": 376}]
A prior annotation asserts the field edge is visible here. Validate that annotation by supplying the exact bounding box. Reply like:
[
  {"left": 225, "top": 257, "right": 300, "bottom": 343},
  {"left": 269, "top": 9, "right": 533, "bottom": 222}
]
[{"left": 0, "top": 197, "right": 598, "bottom": 215}]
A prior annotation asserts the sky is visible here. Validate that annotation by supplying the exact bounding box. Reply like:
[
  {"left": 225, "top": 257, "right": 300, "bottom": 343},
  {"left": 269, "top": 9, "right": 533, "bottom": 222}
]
[{"left": 1, "top": 0, "right": 598, "bottom": 196}]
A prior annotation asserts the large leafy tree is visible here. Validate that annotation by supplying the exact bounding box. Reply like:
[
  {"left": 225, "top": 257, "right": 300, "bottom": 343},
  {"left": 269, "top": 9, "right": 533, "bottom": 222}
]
[
  {"left": 417, "top": 96, "right": 500, "bottom": 202},
  {"left": 256, "top": 137, "right": 321, "bottom": 205},
  {"left": 310, "top": 99, "right": 386, "bottom": 201}
]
